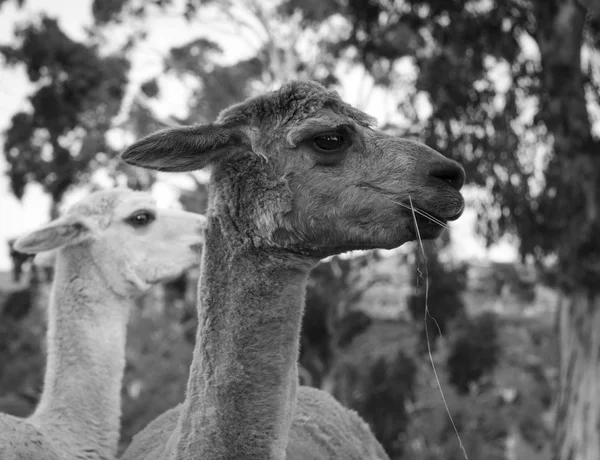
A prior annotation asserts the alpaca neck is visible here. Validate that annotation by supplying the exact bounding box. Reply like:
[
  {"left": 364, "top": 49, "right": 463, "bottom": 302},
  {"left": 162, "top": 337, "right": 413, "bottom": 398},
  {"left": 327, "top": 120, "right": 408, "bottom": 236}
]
[
  {"left": 30, "top": 249, "right": 129, "bottom": 459},
  {"left": 172, "top": 216, "right": 315, "bottom": 460}
]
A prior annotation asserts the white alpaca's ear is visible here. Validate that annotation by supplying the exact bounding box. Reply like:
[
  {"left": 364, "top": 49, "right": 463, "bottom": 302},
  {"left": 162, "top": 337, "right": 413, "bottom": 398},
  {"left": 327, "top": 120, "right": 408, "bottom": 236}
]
[{"left": 13, "top": 215, "right": 96, "bottom": 254}]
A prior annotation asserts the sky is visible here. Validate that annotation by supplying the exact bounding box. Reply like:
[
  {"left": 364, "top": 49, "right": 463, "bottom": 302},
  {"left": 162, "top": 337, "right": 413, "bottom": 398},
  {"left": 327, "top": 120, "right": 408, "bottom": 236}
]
[{"left": 0, "top": 0, "right": 518, "bottom": 272}]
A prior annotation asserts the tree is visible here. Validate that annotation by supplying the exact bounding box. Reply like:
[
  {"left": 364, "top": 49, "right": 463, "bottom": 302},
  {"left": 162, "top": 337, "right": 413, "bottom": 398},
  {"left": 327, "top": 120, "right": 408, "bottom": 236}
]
[{"left": 1, "top": 17, "right": 129, "bottom": 217}]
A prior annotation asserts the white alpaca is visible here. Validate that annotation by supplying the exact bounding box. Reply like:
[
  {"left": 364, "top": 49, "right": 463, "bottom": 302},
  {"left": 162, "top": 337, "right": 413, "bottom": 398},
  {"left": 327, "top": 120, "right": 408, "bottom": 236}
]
[{"left": 0, "top": 189, "right": 206, "bottom": 460}]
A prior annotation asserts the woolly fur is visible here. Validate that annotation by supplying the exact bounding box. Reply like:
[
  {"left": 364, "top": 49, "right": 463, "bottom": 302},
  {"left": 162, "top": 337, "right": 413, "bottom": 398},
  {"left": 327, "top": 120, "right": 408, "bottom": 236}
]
[
  {"left": 0, "top": 190, "right": 205, "bottom": 460},
  {"left": 119, "top": 81, "right": 465, "bottom": 460}
]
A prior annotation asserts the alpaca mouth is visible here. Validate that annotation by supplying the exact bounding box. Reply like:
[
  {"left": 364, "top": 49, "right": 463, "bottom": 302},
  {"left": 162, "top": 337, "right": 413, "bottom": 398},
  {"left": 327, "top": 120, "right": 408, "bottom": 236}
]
[
  {"left": 417, "top": 190, "right": 465, "bottom": 223},
  {"left": 357, "top": 183, "right": 464, "bottom": 222},
  {"left": 395, "top": 195, "right": 464, "bottom": 240},
  {"left": 417, "top": 209, "right": 448, "bottom": 225},
  {"left": 400, "top": 199, "right": 464, "bottom": 229},
  {"left": 447, "top": 209, "right": 464, "bottom": 221},
  {"left": 411, "top": 209, "right": 448, "bottom": 231},
  {"left": 425, "top": 203, "right": 464, "bottom": 222}
]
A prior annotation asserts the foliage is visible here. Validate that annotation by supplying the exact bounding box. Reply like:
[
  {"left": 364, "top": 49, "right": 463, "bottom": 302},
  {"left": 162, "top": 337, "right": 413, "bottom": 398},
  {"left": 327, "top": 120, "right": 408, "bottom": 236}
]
[
  {"left": 5, "top": 0, "right": 599, "bottom": 283},
  {"left": 408, "top": 388, "right": 509, "bottom": 460},
  {"left": 0, "top": 283, "right": 47, "bottom": 419},
  {"left": 325, "top": 318, "right": 419, "bottom": 459},
  {"left": 407, "top": 243, "right": 468, "bottom": 351},
  {"left": 91, "top": 0, "right": 205, "bottom": 24},
  {"left": 6, "top": 239, "right": 31, "bottom": 283},
  {"left": 92, "top": 0, "right": 128, "bottom": 25},
  {"left": 446, "top": 311, "right": 501, "bottom": 394},
  {"left": 405, "top": 311, "right": 555, "bottom": 460},
  {"left": 0, "top": 0, "right": 25, "bottom": 8},
  {"left": 165, "top": 39, "right": 264, "bottom": 124},
  {"left": 356, "top": 351, "right": 418, "bottom": 457},
  {"left": 1, "top": 287, "right": 32, "bottom": 321},
  {"left": 119, "top": 291, "right": 194, "bottom": 452},
  {"left": 1, "top": 17, "right": 129, "bottom": 215},
  {"left": 301, "top": 252, "right": 389, "bottom": 387}
]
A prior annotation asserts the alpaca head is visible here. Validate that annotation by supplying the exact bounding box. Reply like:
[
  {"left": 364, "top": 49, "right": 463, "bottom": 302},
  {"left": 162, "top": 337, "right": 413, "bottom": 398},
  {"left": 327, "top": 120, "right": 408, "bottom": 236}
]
[
  {"left": 120, "top": 81, "right": 464, "bottom": 257},
  {"left": 13, "top": 189, "right": 206, "bottom": 296}
]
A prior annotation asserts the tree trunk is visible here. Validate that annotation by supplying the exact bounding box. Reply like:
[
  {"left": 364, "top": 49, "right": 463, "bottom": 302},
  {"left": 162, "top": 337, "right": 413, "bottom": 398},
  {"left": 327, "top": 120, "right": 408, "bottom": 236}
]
[
  {"left": 555, "top": 292, "right": 600, "bottom": 460},
  {"left": 533, "top": 1, "right": 600, "bottom": 459}
]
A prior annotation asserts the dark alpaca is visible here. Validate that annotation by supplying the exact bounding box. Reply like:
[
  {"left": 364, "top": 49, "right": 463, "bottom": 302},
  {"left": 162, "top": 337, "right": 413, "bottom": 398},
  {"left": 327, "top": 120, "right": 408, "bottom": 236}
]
[{"left": 120, "top": 81, "right": 465, "bottom": 460}]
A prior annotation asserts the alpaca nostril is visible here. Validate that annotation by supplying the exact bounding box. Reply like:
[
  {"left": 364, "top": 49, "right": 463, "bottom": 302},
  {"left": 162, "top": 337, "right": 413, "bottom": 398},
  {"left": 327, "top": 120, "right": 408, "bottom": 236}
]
[{"left": 429, "top": 160, "right": 466, "bottom": 191}]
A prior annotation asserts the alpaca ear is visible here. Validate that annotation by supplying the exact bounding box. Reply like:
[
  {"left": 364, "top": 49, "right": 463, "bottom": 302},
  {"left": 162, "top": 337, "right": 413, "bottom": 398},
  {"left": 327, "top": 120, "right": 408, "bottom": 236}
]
[
  {"left": 13, "top": 215, "right": 95, "bottom": 254},
  {"left": 120, "top": 123, "right": 249, "bottom": 172}
]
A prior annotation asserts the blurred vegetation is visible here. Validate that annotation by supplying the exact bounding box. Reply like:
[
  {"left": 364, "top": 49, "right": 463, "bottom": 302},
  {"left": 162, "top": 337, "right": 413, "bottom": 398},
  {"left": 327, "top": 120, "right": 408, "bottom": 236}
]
[
  {"left": 1, "top": 16, "right": 129, "bottom": 216},
  {"left": 447, "top": 312, "right": 501, "bottom": 394},
  {"left": 1, "top": 0, "right": 598, "bottom": 458},
  {"left": 407, "top": 243, "right": 468, "bottom": 351},
  {"left": 0, "top": 249, "right": 554, "bottom": 458},
  {"left": 3, "top": 0, "right": 599, "bottom": 284}
]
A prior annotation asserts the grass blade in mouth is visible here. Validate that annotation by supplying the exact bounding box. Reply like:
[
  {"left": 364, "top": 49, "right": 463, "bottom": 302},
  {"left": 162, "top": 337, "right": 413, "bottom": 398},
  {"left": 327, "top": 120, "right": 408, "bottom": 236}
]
[
  {"left": 381, "top": 195, "right": 450, "bottom": 229},
  {"left": 409, "top": 195, "right": 469, "bottom": 460}
]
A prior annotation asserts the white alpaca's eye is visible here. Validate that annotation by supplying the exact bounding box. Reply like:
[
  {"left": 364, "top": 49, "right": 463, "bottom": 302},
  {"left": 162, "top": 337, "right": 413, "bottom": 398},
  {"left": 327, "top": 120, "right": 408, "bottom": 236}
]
[{"left": 126, "top": 210, "right": 156, "bottom": 228}]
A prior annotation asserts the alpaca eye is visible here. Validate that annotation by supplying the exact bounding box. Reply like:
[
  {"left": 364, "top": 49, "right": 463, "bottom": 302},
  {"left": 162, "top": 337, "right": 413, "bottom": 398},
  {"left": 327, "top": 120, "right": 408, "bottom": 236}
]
[
  {"left": 126, "top": 211, "right": 155, "bottom": 228},
  {"left": 312, "top": 133, "right": 348, "bottom": 152}
]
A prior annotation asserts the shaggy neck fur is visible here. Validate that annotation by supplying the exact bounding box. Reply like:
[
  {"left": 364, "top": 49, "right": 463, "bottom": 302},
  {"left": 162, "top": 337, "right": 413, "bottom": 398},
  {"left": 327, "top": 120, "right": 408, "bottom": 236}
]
[
  {"left": 29, "top": 247, "right": 129, "bottom": 459},
  {"left": 171, "top": 215, "right": 314, "bottom": 459}
]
